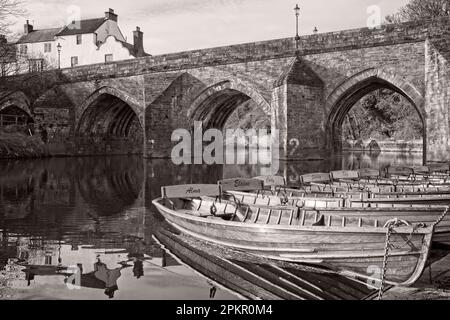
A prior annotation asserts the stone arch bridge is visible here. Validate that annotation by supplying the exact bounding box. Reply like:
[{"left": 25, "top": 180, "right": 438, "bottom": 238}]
[{"left": 1, "top": 18, "right": 450, "bottom": 162}]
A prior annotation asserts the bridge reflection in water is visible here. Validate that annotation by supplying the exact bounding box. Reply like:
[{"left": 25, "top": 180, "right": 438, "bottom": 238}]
[{"left": 0, "top": 152, "right": 444, "bottom": 300}]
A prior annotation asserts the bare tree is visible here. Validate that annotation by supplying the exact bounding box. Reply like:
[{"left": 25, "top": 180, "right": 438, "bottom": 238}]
[
  {"left": 386, "top": 0, "right": 450, "bottom": 23},
  {"left": 1, "top": 0, "right": 25, "bottom": 77},
  {"left": 0, "top": 0, "right": 25, "bottom": 35}
]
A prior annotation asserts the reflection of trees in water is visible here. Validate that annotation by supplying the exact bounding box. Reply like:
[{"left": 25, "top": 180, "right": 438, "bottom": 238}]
[
  {"left": 0, "top": 158, "right": 163, "bottom": 274},
  {"left": 0, "top": 157, "right": 144, "bottom": 220},
  {"left": 0, "top": 160, "right": 38, "bottom": 220},
  {"left": 340, "top": 152, "right": 422, "bottom": 171},
  {"left": 0, "top": 157, "right": 145, "bottom": 244}
]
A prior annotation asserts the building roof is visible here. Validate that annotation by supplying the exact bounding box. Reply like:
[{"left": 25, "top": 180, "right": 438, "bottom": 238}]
[
  {"left": 117, "top": 40, "right": 151, "bottom": 58},
  {"left": 15, "top": 18, "right": 107, "bottom": 44},
  {"left": 16, "top": 28, "right": 62, "bottom": 44},
  {"left": 57, "top": 18, "right": 106, "bottom": 36}
]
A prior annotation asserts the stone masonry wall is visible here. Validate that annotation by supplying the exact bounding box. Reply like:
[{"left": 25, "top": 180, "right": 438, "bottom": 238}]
[
  {"left": 425, "top": 39, "right": 450, "bottom": 162},
  {"left": 286, "top": 84, "right": 325, "bottom": 160}
]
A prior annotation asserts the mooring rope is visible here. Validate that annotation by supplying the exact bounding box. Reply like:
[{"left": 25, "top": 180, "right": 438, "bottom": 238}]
[
  {"left": 432, "top": 206, "right": 450, "bottom": 228},
  {"left": 377, "top": 221, "right": 395, "bottom": 300}
]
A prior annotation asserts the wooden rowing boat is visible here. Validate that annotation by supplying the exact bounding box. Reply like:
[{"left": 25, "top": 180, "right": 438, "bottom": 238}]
[
  {"left": 227, "top": 184, "right": 450, "bottom": 205},
  {"left": 218, "top": 177, "right": 450, "bottom": 208},
  {"left": 319, "top": 181, "right": 450, "bottom": 193},
  {"left": 384, "top": 166, "right": 450, "bottom": 182},
  {"left": 251, "top": 172, "right": 450, "bottom": 202},
  {"left": 220, "top": 190, "right": 450, "bottom": 245},
  {"left": 217, "top": 178, "right": 450, "bottom": 245},
  {"left": 304, "top": 171, "right": 450, "bottom": 193},
  {"left": 153, "top": 184, "right": 435, "bottom": 286}
]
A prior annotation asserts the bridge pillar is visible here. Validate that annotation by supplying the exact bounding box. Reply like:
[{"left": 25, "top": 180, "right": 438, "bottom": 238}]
[
  {"left": 425, "top": 40, "right": 450, "bottom": 163},
  {"left": 272, "top": 58, "right": 327, "bottom": 160},
  {"left": 144, "top": 90, "right": 177, "bottom": 158},
  {"left": 144, "top": 73, "right": 206, "bottom": 159}
]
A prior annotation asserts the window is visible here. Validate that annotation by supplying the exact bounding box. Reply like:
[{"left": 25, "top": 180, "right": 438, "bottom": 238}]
[
  {"left": 28, "top": 59, "right": 44, "bottom": 72},
  {"left": 105, "top": 54, "right": 113, "bottom": 63},
  {"left": 44, "top": 43, "right": 52, "bottom": 53},
  {"left": 71, "top": 56, "right": 78, "bottom": 67},
  {"left": 19, "top": 44, "right": 27, "bottom": 55},
  {"left": 44, "top": 255, "right": 52, "bottom": 265},
  {"left": 76, "top": 34, "right": 82, "bottom": 45}
]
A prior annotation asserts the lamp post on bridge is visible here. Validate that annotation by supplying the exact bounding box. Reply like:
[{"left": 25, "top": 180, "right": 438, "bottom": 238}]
[
  {"left": 57, "top": 43, "right": 62, "bottom": 69},
  {"left": 294, "top": 4, "right": 300, "bottom": 52}
]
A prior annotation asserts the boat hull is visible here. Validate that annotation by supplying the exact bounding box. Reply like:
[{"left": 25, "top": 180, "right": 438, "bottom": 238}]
[{"left": 152, "top": 198, "right": 433, "bottom": 286}]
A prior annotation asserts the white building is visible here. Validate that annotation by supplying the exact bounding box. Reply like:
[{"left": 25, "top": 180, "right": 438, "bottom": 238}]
[{"left": 12, "top": 8, "right": 148, "bottom": 73}]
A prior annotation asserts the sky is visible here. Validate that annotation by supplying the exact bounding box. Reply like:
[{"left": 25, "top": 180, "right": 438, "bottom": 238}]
[{"left": 10, "top": 0, "right": 411, "bottom": 55}]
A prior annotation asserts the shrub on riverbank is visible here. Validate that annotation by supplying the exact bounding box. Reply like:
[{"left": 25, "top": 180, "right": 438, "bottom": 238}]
[{"left": 0, "top": 131, "right": 47, "bottom": 159}]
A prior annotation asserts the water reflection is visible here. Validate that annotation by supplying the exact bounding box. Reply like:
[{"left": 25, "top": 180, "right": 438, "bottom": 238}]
[
  {"left": 155, "top": 225, "right": 376, "bottom": 300},
  {"left": 0, "top": 151, "right": 431, "bottom": 300}
]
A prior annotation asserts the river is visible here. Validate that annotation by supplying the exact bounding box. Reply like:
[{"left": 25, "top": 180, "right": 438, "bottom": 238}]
[{"left": 0, "top": 152, "right": 431, "bottom": 300}]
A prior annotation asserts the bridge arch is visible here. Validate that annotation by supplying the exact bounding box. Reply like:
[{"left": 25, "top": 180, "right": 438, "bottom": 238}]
[
  {"left": 0, "top": 91, "right": 34, "bottom": 126},
  {"left": 77, "top": 87, "right": 143, "bottom": 126},
  {"left": 76, "top": 87, "right": 144, "bottom": 154},
  {"left": 187, "top": 80, "right": 271, "bottom": 130},
  {"left": 325, "top": 68, "right": 426, "bottom": 159},
  {"left": 76, "top": 87, "right": 144, "bottom": 136}
]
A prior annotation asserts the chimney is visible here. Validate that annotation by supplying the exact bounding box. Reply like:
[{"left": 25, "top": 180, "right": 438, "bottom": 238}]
[
  {"left": 105, "top": 8, "right": 118, "bottom": 22},
  {"left": 24, "top": 20, "right": 33, "bottom": 35},
  {"left": 133, "top": 26, "right": 144, "bottom": 56}
]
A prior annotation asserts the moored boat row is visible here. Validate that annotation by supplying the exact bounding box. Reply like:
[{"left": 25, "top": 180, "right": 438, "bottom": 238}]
[
  {"left": 152, "top": 180, "right": 449, "bottom": 289},
  {"left": 152, "top": 167, "right": 450, "bottom": 292}
]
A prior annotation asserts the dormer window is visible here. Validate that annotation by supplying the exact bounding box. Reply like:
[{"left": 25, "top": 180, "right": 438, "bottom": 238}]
[{"left": 76, "top": 34, "right": 82, "bottom": 45}]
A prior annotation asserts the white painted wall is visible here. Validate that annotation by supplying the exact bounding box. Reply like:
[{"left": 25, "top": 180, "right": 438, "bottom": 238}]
[
  {"left": 56, "top": 34, "right": 134, "bottom": 68},
  {"left": 13, "top": 35, "right": 135, "bottom": 72},
  {"left": 16, "top": 41, "right": 59, "bottom": 71},
  {"left": 96, "top": 20, "right": 126, "bottom": 43}
]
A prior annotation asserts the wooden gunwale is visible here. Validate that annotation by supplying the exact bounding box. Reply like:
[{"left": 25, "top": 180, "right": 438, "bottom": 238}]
[{"left": 153, "top": 199, "right": 431, "bottom": 234}]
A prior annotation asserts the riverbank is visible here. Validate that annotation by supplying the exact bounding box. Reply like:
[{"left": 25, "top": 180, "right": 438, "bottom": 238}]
[
  {"left": 344, "top": 139, "right": 423, "bottom": 153},
  {"left": 0, "top": 131, "right": 48, "bottom": 159}
]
